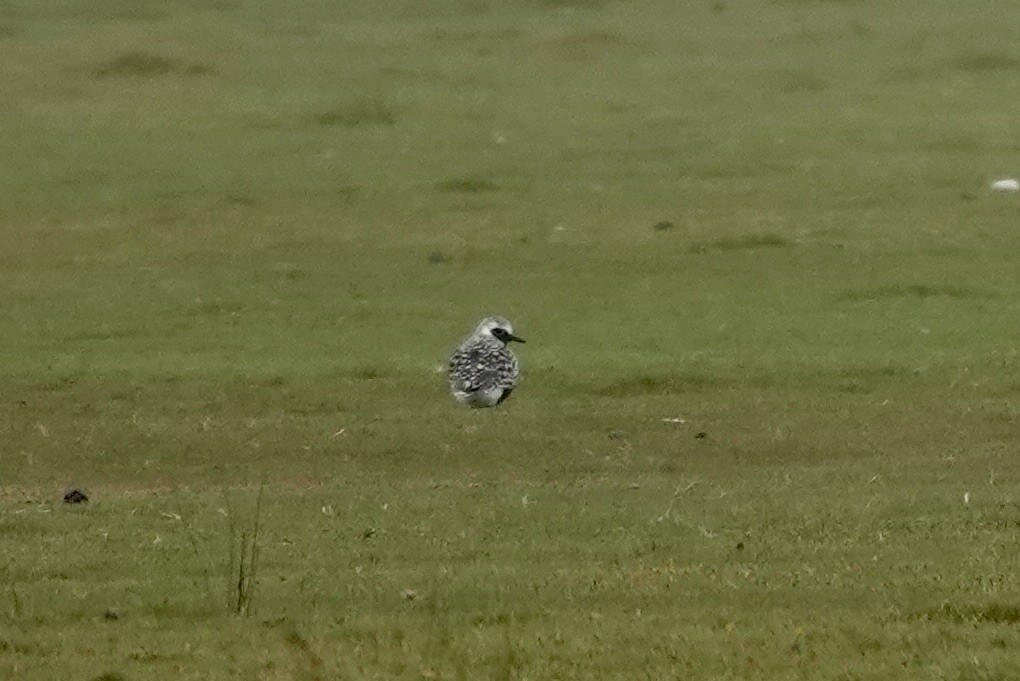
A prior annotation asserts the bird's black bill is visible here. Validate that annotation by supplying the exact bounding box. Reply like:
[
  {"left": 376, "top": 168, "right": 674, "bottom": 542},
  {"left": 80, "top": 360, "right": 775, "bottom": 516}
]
[{"left": 507, "top": 334, "right": 526, "bottom": 343}]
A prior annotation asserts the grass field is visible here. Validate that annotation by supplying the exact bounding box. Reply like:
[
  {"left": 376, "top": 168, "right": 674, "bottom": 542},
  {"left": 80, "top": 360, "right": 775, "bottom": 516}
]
[{"left": 3, "top": 0, "right": 1020, "bottom": 678}]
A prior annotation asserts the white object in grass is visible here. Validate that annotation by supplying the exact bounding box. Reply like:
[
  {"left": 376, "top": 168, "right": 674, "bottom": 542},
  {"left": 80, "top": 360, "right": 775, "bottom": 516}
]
[{"left": 991, "top": 178, "right": 1019, "bottom": 192}]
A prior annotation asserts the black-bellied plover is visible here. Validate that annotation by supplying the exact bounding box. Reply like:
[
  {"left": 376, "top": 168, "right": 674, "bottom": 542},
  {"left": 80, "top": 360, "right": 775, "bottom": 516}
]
[{"left": 448, "top": 316, "right": 525, "bottom": 408}]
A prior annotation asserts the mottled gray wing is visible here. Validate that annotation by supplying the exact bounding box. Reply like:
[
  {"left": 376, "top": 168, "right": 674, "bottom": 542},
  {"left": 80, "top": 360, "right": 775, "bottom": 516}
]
[{"left": 449, "top": 345, "right": 516, "bottom": 393}]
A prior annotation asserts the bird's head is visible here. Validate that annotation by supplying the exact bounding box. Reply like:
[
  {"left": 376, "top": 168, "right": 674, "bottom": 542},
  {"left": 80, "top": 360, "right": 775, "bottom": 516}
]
[{"left": 473, "top": 316, "right": 526, "bottom": 346}]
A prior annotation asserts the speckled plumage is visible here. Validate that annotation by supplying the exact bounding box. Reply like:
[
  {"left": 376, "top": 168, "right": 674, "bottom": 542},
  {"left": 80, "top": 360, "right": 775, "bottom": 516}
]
[{"left": 448, "top": 316, "right": 524, "bottom": 408}]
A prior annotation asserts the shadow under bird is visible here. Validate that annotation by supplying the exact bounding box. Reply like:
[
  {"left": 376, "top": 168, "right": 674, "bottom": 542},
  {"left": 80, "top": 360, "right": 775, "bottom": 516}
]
[{"left": 448, "top": 316, "right": 526, "bottom": 407}]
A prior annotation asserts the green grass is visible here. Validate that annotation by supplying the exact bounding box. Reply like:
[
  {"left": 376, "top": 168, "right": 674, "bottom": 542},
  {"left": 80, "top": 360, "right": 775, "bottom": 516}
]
[{"left": 3, "top": 0, "right": 1020, "bottom": 678}]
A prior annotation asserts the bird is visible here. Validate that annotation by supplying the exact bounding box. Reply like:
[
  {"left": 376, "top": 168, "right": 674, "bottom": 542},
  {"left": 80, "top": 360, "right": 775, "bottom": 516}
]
[{"left": 448, "top": 316, "right": 526, "bottom": 408}]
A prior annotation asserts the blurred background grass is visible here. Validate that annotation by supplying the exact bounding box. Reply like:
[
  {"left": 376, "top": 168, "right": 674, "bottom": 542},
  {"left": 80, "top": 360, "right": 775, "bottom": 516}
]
[{"left": 2, "top": 1, "right": 1020, "bottom": 679}]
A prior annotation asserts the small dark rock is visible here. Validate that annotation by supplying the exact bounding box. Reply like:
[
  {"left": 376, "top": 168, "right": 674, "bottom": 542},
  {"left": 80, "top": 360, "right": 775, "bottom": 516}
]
[
  {"left": 694, "top": 432, "right": 707, "bottom": 439},
  {"left": 104, "top": 609, "right": 120, "bottom": 621},
  {"left": 736, "top": 541, "right": 744, "bottom": 551},
  {"left": 360, "top": 527, "right": 376, "bottom": 540},
  {"left": 427, "top": 251, "right": 448, "bottom": 264},
  {"left": 607, "top": 430, "right": 626, "bottom": 440},
  {"left": 63, "top": 488, "right": 89, "bottom": 504},
  {"left": 652, "top": 220, "right": 673, "bottom": 231}
]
